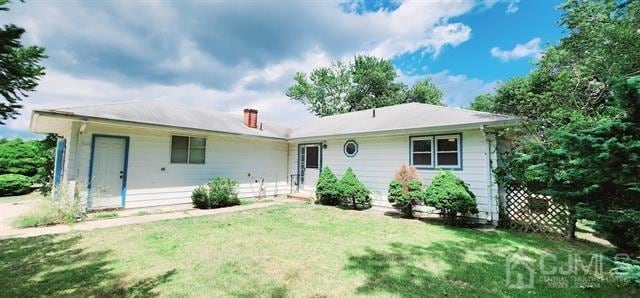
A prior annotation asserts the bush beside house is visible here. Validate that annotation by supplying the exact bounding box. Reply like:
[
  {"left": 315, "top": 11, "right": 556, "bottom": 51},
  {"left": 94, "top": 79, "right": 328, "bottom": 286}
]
[
  {"left": 0, "top": 174, "right": 32, "bottom": 196},
  {"left": 315, "top": 167, "right": 340, "bottom": 206},
  {"left": 337, "top": 167, "right": 371, "bottom": 210},
  {"left": 424, "top": 171, "right": 478, "bottom": 224},
  {"left": 191, "top": 178, "right": 240, "bottom": 209},
  {"left": 388, "top": 165, "right": 425, "bottom": 217}
]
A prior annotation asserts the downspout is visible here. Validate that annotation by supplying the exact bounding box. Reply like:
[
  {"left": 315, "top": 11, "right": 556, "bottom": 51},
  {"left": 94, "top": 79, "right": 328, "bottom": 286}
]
[{"left": 481, "top": 125, "right": 495, "bottom": 224}]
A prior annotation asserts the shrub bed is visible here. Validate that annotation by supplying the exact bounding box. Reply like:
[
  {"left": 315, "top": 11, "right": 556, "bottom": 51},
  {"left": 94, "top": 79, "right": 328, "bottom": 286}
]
[
  {"left": 315, "top": 167, "right": 340, "bottom": 206},
  {"left": 0, "top": 174, "right": 33, "bottom": 196},
  {"left": 424, "top": 171, "right": 478, "bottom": 224},
  {"left": 191, "top": 178, "right": 240, "bottom": 209},
  {"left": 338, "top": 167, "right": 371, "bottom": 210},
  {"left": 388, "top": 165, "right": 424, "bottom": 217}
]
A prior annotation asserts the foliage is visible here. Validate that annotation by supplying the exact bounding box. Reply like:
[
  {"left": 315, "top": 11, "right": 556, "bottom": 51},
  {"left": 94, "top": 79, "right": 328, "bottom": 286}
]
[
  {"left": 469, "top": 93, "right": 496, "bottom": 112},
  {"left": 504, "top": 76, "right": 640, "bottom": 241},
  {"left": 611, "top": 257, "right": 640, "bottom": 285},
  {"left": 315, "top": 166, "right": 340, "bottom": 206},
  {"left": 34, "top": 134, "right": 57, "bottom": 195},
  {"left": 191, "top": 185, "right": 209, "bottom": 209},
  {"left": 387, "top": 165, "right": 424, "bottom": 216},
  {"left": 15, "top": 186, "right": 84, "bottom": 227},
  {"left": 388, "top": 179, "right": 424, "bottom": 217},
  {"left": 337, "top": 167, "right": 371, "bottom": 209},
  {"left": 0, "top": 135, "right": 56, "bottom": 195},
  {"left": 0, "top": 0, "right": 46, "bottom": 124},
  {"left": 0, "top": 138, "right": 44, "bottom": 176},
  {"left": 208, "top": 178, "right": 240, "bottom": 208},
  {"left": 0, "top": 173, "right": 32, "bottom": 196},
  {"left": 424, "top": 171, "right": 478, "bottom": 223},
  {"left": 191, "top": 178, "right": 240, "bottom": 209},
  {"left": 91, "top": 211, "right": 118, "bottom": 219},
  {"left": 286, "top": 55, "right": 444, "bottom": 117},
  {"left": 405, "top": 78, "right": 444, "bottom": 106},
  {"left": 592, "top": 210, "right": 640, "bottom": 255}
]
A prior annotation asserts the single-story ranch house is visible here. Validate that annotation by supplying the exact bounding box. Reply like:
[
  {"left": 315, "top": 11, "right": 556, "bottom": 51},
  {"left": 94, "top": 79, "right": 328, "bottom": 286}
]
[{"left": 30, "top": 101, "right": 519, "bottom": 223}]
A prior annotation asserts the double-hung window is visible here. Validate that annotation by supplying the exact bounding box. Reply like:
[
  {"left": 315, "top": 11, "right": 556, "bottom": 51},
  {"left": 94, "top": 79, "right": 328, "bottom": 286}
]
[
  {"left": 171, "top": 136, "right": 206, "bottom": 164},
  {"left": 410, "top": 137, "right": 433, "bottom": 167},
  {"left": 435, "top": 135, "right": 460, "bottom": 168},
  {"left": 410, "top": 134, "right": 461, "bottom": 169}
]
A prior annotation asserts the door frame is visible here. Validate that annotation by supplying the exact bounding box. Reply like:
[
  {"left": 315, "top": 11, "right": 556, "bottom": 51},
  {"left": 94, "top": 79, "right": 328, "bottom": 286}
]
[
  {"left": 296, "top": 143, "right": 323, "bottom": 192},
  {"left": 87, "top": 134, "right": 130, "bottom": 209}
]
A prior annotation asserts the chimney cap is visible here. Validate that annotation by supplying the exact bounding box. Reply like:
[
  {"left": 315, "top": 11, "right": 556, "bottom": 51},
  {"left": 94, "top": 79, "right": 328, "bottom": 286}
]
[{"left": 244, "top": 108, "right": 258, "bottom": 113}]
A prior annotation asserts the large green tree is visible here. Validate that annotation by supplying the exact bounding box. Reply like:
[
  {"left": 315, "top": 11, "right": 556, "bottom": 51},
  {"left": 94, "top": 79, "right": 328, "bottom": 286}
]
[
  {"left": 286, "top": 55, "right": 444, "bottom": 117},
  {"left": 0, "top": 0, "right": 46, "bottom": 124},
  {"left": 507, "top": 76, "right": 640, "bottom": 245},
  {"left": 405, "top": 78, "right": 444, "bottom": 106},
  {"left": 482, "top": 0, "right": 640, "bottom": 243}
]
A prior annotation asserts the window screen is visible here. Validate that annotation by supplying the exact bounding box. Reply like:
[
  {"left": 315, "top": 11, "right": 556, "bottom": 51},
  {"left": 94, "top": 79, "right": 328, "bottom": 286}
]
[
  {"left": 436, "top": 137, "right": 459, "bottom": 167},
  {"left": 306, "top": 146, "right": 319, "bottom": 169},
  {"left": 411, "top": 138, "right": 432, "bottom": 166},
  {"left": 171, "top": 136, "right": 206, "bottom": 164}
]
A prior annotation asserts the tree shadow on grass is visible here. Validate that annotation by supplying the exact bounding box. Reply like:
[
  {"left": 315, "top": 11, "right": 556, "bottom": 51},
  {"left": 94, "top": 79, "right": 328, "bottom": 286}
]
[
  {"left": 0, "top": 234, "right": 176, "bottom": 297},
  {"left": 346, "top": 228, "right": 635, "bottom": 297}
]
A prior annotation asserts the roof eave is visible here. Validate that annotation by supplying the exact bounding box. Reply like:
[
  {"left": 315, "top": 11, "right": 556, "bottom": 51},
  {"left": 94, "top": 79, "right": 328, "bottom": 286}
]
[
  {"left": 286, "top": 118, "right": 521, "bottom": 142},
  {"left": 31, "top": 110, "right": 289, "bottom": 141}
]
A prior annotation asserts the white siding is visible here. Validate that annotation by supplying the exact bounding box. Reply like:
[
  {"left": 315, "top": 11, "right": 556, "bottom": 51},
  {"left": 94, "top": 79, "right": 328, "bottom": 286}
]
[
  {"left": 70, "top": 123, "right": 288, "bottom": 209},
  {"left": 288, "top": 130, "right": 498, "bottom": 221}
]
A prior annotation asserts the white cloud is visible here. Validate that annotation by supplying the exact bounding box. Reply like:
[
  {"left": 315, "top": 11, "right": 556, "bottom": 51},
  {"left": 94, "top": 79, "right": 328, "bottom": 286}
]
[
  {"left": 399, "top": 70, "right": 497, "bottom": 107},
  {"left": 490, "top": 37, "right": 542, "bottom": 62},
  {"left": 0, "top": 0, "right": 492, "bottom": 136},
  {"left": 505, "top": 0, "right": 520, "bottom": 14}
]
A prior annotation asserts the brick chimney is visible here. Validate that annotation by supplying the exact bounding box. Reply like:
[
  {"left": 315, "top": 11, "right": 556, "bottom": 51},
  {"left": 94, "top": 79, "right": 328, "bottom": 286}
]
[{"left": 243, "top": 108, "right": 258, "bottom": 128}]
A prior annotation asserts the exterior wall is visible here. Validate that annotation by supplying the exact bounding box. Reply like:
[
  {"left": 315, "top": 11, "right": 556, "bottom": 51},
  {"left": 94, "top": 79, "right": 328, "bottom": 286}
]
[
  {"left": 66, "top": 123, "right": 288, "bottom": 209},
  {"left": 288, "top": 129, "right": 499, "bottom": 222}
]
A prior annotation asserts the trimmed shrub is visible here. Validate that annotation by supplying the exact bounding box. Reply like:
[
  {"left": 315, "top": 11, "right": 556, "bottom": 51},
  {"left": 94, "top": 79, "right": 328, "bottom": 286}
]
[
  {"left": 208, "top": 178, "right": 240, "bottom": 208},
  {"left": 316, "top": 166, "right": 340, "bottom": 206},
  {"left": 593, "top": 209, "right": 640, "bottom": 255},
  {"left": 424, "top": 171, "right": 478, "bottom": 223},
  {"left": 337, "top": 167, "right": 371, "bottom": 210},
  {"left": 388, "top": 165, "right": 424, "bottom": 216},
  {"left": 0, "top": 174, "right": 32, "bottom": 196},
  {"left": 191, "top": 185, "right": 209, "bottom": 209},
  {"left": 0, "top": 139, "right": 43, "bottom": 176},
  {"left": 191, "top": 178, "right": 240, "bottom": 209},
  {"left": 388, "top": 178, "right": 424, "bottom": 217}
]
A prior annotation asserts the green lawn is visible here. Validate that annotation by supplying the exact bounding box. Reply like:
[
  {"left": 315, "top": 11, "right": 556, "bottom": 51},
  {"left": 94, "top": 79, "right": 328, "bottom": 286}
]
[{"left": 0, "top": 204, "right": 634, "bottom": 297}]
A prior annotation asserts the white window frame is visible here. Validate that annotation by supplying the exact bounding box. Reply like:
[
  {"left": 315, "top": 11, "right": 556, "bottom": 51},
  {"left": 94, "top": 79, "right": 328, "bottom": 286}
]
[
  {"left": 170, "top": 135, "right": 206, "bottom": 164},
  {"left": 435, "top": 135, "right": 461, "bottom": 169},
  {"left": 410, "top": 136, "right": 434, "bottom": 168}
]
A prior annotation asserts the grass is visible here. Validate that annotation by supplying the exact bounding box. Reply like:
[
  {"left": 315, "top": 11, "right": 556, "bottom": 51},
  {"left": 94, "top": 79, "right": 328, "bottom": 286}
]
[
  {"left": 90, "top": 211, "right": 119, "bottom": 220},
  {"left": 134, "top": 211, "right": 150, "bottom": 216},
  {"left": 0, "top": 204, "right": 635, "bottom": 297}
]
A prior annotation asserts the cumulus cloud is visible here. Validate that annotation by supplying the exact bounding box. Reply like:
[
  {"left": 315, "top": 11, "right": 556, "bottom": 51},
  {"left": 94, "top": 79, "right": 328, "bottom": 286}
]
[
  {"left": 0, "top": 0, "right": 490, "bottom": 135},
  {"left": 490, "top": 37, "right": 542, "bottom": 62}
]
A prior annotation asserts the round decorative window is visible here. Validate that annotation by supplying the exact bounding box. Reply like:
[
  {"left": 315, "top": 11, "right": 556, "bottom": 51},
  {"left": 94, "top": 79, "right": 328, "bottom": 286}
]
[{"left": 343, "top": 140, "right": 358, "bottom": 157}]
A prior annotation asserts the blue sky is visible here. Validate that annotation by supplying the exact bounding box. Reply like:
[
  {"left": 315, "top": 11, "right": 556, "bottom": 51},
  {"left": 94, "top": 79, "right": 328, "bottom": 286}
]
[{"left": 2, "top": 0, "right": 565, "bottom": 139}]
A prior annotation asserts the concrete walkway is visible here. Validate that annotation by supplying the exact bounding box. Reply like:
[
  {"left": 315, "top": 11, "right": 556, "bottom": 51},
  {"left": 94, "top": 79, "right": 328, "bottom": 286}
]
[{"left": 0, "top": 200, "right": 299, "bottom": 239}]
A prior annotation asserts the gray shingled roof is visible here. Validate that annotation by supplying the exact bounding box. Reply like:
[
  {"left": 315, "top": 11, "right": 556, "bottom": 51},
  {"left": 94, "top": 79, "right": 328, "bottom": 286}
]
[
  {"left": 35, "top": 101, "right": 518, "bottom": 140},
  {"left": 38, "top": 101, "right": 291, "bottom": 139},
  {"left": 288, "top": 103, "right": 519, "bottom": 139}
]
